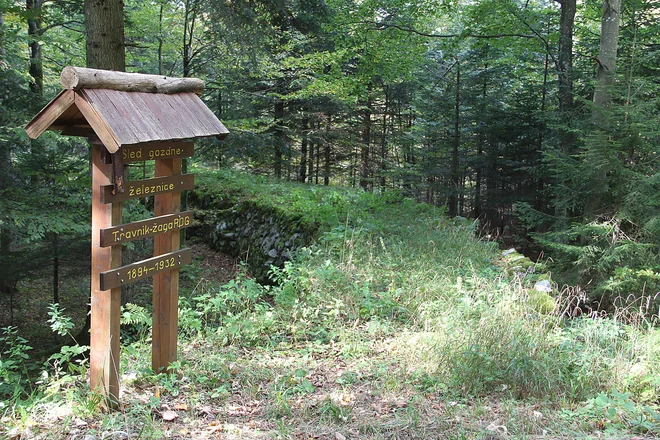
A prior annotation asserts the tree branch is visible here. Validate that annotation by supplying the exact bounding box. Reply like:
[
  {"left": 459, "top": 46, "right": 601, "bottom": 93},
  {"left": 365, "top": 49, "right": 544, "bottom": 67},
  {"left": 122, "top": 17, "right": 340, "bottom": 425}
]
[{"left": 38, "top": 20, "right": 84, "bottom": 35}]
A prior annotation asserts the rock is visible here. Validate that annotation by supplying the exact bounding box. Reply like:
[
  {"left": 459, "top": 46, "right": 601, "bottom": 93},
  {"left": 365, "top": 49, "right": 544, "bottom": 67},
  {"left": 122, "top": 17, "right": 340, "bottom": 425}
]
[
  {"left": 534, "top": 279, "right": 553, "bottom": 293},
  {"left": 192, "top": 198, "right": 317, "bottom": 282}
]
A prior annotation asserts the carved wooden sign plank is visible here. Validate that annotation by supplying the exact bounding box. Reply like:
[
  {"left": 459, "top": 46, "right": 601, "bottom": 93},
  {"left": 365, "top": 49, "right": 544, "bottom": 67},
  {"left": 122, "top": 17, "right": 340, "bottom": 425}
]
[
  {"left": 100, "top": 248, "right": 192, "bottom": 291},
  {"left": 100, "top": 211, "right": 193, "bottom": 247},
  {"left": 101, "top": 174, "right": 194, "bottom": 204},
  {"left": 120, "top": 142, "right": 194, "bottom": 163}
]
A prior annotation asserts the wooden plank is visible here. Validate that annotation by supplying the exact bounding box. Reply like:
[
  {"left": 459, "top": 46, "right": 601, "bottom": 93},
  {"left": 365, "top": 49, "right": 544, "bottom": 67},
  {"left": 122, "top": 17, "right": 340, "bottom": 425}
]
[
  {"left": 152, "top": 157, "right": 182, "bottom": 373},
  {"left": 75, "top": 91, "right": 121, "bottom": 153},
  {"left": 179, "top": 93, "right": 229, "bottom": 139},
  {"left": 61, "top": 66, "right": 205, "bottom": 95},
  {"left": 100, "top": 211, "right": 193, "bottom": 247},
  {"left": 120, "top": 142, "right": 194, "bottom": 163},
  {"left": 25, "top": 90, "right": 75, "bottom": 139},
  {"left": 85, "top": 89, "right": 143, "bottom": 145},
  {"left": 170, "top": 93, "right": 214, "bottom": 136},
  {"left": 100, "top": 174, "right": 194, "bottom": 204},
  {"left": 148, "top": 93, "right": 189, "bottom": 140},
  {"left": 99, "top": 248, "right": 192, "bottom": 291},
  {"left": 89, "top": 143, "right": 122, "bottom": 407}
]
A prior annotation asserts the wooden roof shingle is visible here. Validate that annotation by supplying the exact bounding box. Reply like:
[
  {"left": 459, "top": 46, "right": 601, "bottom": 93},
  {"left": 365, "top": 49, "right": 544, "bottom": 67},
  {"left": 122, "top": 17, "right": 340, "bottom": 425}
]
[{"left": 25, "top": 87, "right": 229, "bottom": 153}]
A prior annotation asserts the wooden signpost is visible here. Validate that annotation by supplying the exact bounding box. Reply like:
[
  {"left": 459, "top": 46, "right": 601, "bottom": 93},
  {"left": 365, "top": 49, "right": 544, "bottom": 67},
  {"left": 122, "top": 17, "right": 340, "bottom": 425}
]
[
  {"left": 25, "top": 67, "right": 229, "bottom": 407},
  {"left": 90, "top": 140, "right": 194, "bottom": 405}
]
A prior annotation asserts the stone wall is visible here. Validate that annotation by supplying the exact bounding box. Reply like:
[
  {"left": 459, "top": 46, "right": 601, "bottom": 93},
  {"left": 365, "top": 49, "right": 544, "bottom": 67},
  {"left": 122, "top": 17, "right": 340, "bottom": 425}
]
[{"left": 189, "top": 190, "right": 318, "bottom": 283}]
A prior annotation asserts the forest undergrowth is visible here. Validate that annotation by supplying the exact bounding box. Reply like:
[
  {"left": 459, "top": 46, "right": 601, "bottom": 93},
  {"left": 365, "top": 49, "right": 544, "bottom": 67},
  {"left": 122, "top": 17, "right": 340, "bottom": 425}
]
[{"left": 2, "top": 172, "right": 660, "bottom": 439}]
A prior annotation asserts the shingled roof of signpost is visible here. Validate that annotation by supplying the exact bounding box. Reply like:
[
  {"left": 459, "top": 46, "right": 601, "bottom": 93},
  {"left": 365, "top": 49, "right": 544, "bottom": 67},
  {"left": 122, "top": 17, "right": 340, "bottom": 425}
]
[{"left": 25, "top": 67, "right": 228, "bottom": 153}]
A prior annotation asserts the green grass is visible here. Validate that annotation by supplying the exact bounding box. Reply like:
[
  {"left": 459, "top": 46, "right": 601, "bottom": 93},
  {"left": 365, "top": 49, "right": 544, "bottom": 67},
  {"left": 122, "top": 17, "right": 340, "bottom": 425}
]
[{"left": 2, "top": 169, "right": 660, "bottom": 439}]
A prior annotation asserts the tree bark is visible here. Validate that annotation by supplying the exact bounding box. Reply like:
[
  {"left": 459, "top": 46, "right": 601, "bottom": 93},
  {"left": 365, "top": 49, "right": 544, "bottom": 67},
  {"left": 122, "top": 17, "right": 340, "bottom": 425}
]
[
  {"left": 274, "top": 99, "right": 285, "bottom": 178},
  {"left": 448, "top": 61, "right": 460, "bottom": 217},
  {"left": 474, "top": 64, "right": 488, "bottom": 219},
  {"left": 324, "top": 115, "right": 331, "bottom": 185},
  {"left": 584, "top": 0, "right": 621, "bottom": 219},
  {"left": 182, "top": 0, "right": 197, "bottom": 78},
  {"left": 535, "top": 52, "right": 549, "bottom": 211},
  {"left": 556, "top": 0, "right": 576, "bottom": 130},
  {"left": 78, "top": 0, "right": 126, "bottom": 352},
  {"left": 0, "top": 11, "right": 13, "bottom": 295},
  {"left": 308, "top": 133, "right": 314, "bottom": 183},
  {"left": 299, "top": 118, "right": 308, "bottom": 182},
  {"left": 379, "top": 86, "right": 388, "bottom": 188},
  {"left": 158, "top": 1, "right": 164, "bottom": 75},
  {"left": 553, "top": 0, "right": 576, "bottom": 222},
  {"left": 360, "top": 94, "right": 372, "bottom": 190},
  {"left": 52, "top": 233, "right": 59, "bottom": 304},
  {"left": 0, "top": 12, "right": 5, "bottom": 62},
  {"left": 84, "top": 0, "right": 125, "bottom": 71},
  {"left": 27, "top": 0, "right": 43, "bottom": 95},
  {"left": 60, "top": 66, "right": 204, "bottom": 94}
]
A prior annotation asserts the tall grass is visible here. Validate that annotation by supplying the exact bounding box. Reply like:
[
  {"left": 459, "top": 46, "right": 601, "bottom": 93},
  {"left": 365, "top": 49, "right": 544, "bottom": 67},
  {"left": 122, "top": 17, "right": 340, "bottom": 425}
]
[{"left": 2, "top": 170, "right": 659, "bottom": 438}]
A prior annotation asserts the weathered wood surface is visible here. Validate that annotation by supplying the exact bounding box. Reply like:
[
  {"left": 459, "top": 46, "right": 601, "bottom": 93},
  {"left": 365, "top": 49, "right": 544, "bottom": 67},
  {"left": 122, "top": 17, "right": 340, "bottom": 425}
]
[
  {"left": 25, "top": 90, "right": 75, "bottom": 139},
  {"left": 99, "top": 248, "right": 192, "bottom": 291},
  {"left": 152, "top": 158, "right": 182, "bottom": 372},
  {"left": 100, "top": 211, "right": 193, "bottom": 247},
  {"left": 74, "top": 91, "right": 121, "bottom": 153},
  {"left": 24, "top": 88, "right": 229, "bottom": 150},
  {"left": 89, "top": 143, "right": 122, "bottom": 405},
  {"left": 82, "top": 89, "right": 229, "bottom": 146},
  {"left": 120, "top": 142, "right": 194, "bottom": 163},
  {"left": 100, "top": 174, "right": 194, "bottom": 204},
  {"left": 61, "top": 66, "right": 205, "bottom": 95}
]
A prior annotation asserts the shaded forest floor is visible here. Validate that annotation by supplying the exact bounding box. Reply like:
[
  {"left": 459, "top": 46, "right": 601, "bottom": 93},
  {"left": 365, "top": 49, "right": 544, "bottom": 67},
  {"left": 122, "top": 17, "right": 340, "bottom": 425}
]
[
  {"left": 0, "top": 243, "right": 238, "bottom": 356},
  {"left": 2, "top": 173, "right": 659, "bottom": 440},
  {"left": 3, "top": 244, "right": 657, "bottom": 440}
]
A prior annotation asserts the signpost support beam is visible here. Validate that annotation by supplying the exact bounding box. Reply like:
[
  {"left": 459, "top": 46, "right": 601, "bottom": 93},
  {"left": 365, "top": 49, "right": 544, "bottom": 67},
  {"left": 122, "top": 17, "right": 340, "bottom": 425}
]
[
  {"left": 152, "top": 155, "right": 182, "bottom": 372},
  {"left": 90, "top": 143, "right": 122, "bottom": 406}
]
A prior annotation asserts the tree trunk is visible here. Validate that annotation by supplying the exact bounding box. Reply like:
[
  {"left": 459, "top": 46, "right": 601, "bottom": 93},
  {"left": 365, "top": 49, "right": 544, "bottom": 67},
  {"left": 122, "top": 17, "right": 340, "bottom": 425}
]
[
  {"left": 315, "top": 142, "right": 320, "bottom": 184},
  {"left": 52, "top": 233, "right": 59, "bottom": 304},
  {"left": 308, "top": 134, "right": 314, "bottom": 183},
  {"left": 556, "top": 0, "right": 576, "bottom": 129},
  {"left": 584, "top": 0, "right": 621, "bottom": 219},
  {"left": 360, "top": 95, "right": 372, "bottom": 190},
  {"left": 79, "top": 0, "right": 126, "bottom": 349},
  {"left": 182, "top": 0, "right": 197, "bottom": 78},
  {"left": 535, "top": 52, "right": 549, "bottom": 211},
  {"left": 448, "top": 61, "right": 460, "bottom": 217},
  {"left": 323, "top": 144, "right": 330, "bottom": 185},
  {"left": 158, "top": 1, "right": 164, "bottom": 75},
  {"left": 0, "top": 12, "right": 5, "bottom": 62},
  {"left": 27, "top": 0, "right": 43, "bottom": 96},
  {"left": 299, "top": 118, "right": 308, "bottom": 182},
  {"left": 379, "top": 86, "right": 388, "bottom": 188},
  {"left": 274, "top": 99, "right": 285, "bottom": 178},
  {"left": 84, "top": 0, "right": 125, "bottom": 71},
  {"left": 323, "top": 115, "right": 331, "bottom": 185},
  {"left": 0, "top": 11, "right": 12, "bottom": 295},
  {"left": 474, "top": 64, "right": 488, "bottom": 219}
]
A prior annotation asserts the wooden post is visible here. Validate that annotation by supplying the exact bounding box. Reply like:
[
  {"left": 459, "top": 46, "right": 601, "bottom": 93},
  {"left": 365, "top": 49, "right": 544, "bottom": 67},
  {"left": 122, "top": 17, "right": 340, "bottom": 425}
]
[
  {"left": 152, "top": 154, "right": 182, "bottom": 372},
  {"left": 90, "top": 143, "right": 122, "bottom": 406}
]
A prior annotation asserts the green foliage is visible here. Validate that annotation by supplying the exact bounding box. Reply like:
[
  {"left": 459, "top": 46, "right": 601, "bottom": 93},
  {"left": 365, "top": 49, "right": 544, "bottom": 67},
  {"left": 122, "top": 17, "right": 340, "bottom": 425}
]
[
  {"left": 526, "top": 217, "right": 660, "bottom": 314},
  {"left": 47, "top": 303, "right": 75, "bottom": 337},
  {"left": 0, "top": 326, "right": 33, "bottom": 402},
  {"left": 120, "top": 303, "right": 151, "bottom": 343},
  {"left": 565, "top": 390, "right": 660, "bottom": 435}
]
